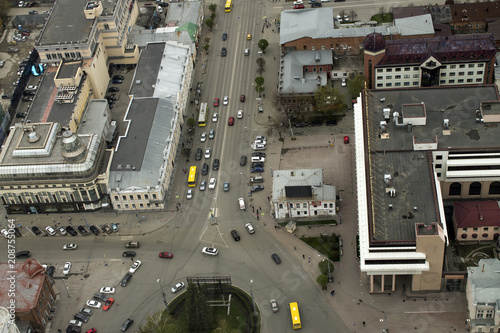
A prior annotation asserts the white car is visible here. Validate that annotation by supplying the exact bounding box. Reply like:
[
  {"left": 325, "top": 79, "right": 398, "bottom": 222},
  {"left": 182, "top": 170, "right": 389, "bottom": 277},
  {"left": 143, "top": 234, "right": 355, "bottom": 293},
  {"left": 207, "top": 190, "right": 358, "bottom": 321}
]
[
  {"left": 320, "top": 0, "right": 330, "bottom": 2},
  {"left": 212, "top": 113, "right": 218, "bottom": 122},
  {"left": 254, "top": 140, "right": 267, "bottom": 145},
  {"left": 68, "top": 320, "right": 83, "bottom": 327},
  {"left": 187, "top": 189, "right": 193, "bottom": 199},
  {"left": 200, "top": 132, "right": 207, "bottom": 142},
  {"left": 293, "top": 0, "right": 303, "bottom": 4},
  {"left": 129, "top": 260, "right": 142, "bottom": 274},
  {"left": 251, "top": 143, "right": 266, "bottom": 150},
  {"left": 171, "top": 282, "right": 185, "bottom": 293},
  {"left": 270, "top": 299, "right": 279, "bottom": 312},
  {"left": 202, "top": 247, "right": 218, "bottom": 256},
  {"left": 45, "top": 226, "right": 56, "bottom": 236},
  {"left": 26, "top": 85, "right": 38, "bottom": 91},
  {"left": 57, "top": 226, "right": 67, "bottom": 235},
  {"left": 341, "top": 78, "right": 346, "bottom": 86},
  {"left": 63, "top": 244, "right": 77, "bottom": 250},
  {"left": 223, "top": 96, "right": 229, "bottom": 105},
  {"left": 86, "top": 300, "right": 101, "bottom": 308},
  {"left": 1, "top": 229, "right": 9, "bottom": 239},
  {"left": 63, "top": 262, "right": 71, "bottom": 275},
  {"left": 209, "top": 178, "right": 216, "bottom": 190},
  {"left": 205, "top": 148, "right": 211, "bottom": 159},
  {"left": 255, "top": 136, "right": 267, "bottom": 141},
  {"left": 99, "top": 287, "right": 116, "bottom": 294},
  {"left": 237, "top": 110, "right": 243, "bottom": 119}
]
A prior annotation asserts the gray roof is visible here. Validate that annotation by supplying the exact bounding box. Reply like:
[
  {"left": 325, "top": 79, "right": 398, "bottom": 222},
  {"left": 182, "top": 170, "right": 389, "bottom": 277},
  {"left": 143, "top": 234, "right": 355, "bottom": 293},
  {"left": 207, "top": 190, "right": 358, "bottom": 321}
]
[
  {"left": 76, "top": 100, "right": 110, "bottom": 136},
  {"left": 280, "top": 8, "right": 334, "bottom": 44},
  {"left": 280, "top": 50, "right": 331, "bottom": 94},
  {"left": 368, "top": 86, "right": 500, "bottom": 151},
  {"left": 370, "top": 151, "right": 438, "bottom": 241},
  {"left": 109, "top": 97, "right": 175, "bottom": 190},
  {"left": 130, "top": 43, "right": 165, "bottom": 97},
  {"left": 166, "top": 1, "right": 201, "bottom": 27},
  {"left": 129, "top": 27, "right": 196, "bottom": 48},
  {"left": 468, "top": 259, "right": 500, "bottom": 305},
  {"left": 272, "top": 168, "right": 335, "bottom": 201},
  {"left": 394, "top": 14, "right": 435, "bottom": 36}
]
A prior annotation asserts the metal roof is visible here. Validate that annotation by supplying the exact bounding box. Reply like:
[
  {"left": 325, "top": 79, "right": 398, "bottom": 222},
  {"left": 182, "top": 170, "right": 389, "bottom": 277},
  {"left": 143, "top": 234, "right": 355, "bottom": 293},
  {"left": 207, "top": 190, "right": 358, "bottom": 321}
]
[
  {"left": 272, "top": 168, "right": 335, "bottom": 201},
  {"left": 454, "top": 201, "right": 500, "bottom": 228},
  {"left": 280, "top": 50, "right": 331, "bottom": 94},
  {"left": 468, "top": 259, "right": 500, "bottom": 305},
  {"left": 394, "top": 14, "right": 434, "bottom": 36},
  {"left": 280, "top": 8, "right": 334, "bottom": 44}
]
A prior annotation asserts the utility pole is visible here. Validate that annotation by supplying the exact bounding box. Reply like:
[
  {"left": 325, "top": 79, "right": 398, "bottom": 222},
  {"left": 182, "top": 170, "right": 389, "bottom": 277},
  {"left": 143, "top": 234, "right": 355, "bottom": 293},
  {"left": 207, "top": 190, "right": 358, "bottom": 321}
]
[{"left": 157, "top": 279, "right": 170, "bottom": 313}]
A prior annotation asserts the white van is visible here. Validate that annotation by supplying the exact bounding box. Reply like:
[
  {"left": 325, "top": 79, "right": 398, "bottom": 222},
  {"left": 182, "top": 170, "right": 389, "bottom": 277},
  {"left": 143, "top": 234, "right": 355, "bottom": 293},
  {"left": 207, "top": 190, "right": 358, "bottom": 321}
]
[
  {"left": 251, "top": 156, "right": 265, "bottom": 163},
  {"left": 245, "top": 223, "right": 255, "bottom": 234},
  {"left": 238, "top": 198, "right": 246, "bottom": 210}
]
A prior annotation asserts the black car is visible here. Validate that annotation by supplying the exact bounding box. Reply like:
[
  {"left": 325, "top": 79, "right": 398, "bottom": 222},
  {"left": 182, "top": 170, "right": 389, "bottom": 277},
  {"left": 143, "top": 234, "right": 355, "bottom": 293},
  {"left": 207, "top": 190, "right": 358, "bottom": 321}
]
[
  {"left": 13, "top": 227, "right": 22, "bottom": 237},
  {"left": 31, "top": 226, "right": 41, "bottom": 235},
  {"left": 66, "top": 226, "right": 78, "bottom": 236},
  {"left": 65, "top": 326, "right": 81, "bottom": 333},
  {"left": 93, "top": 293, "right": 108, "bottom": 302},
  {"left": 251, "top": 185, "right": 264, "bottom": 192},
  {"left": 2, "top": 94, "right": 11, "bottom": 99},
  {"left": 120, "top": 273, "right": 132, "bottom": 287},
  {"left": 111, "top": 79, "right": 123, "bottom": 84},
  {"left": 122, "top": 251, "right": 136, "bottom": 257},
  {"left": 252, "top": 152, "right": 266, "bottom": 158},
  {"left": 46, "top": 266, "right": 55, "bottom": 277},
  {"left": 271, "top": 253, "right": 281, "bottom": 264},
  {"left": 201, "top": 163, "right": 209, "bottom": 176},
  {"left": 16, "top": 250, "right": 31, "bottom": 258},
  {"left": 195, "top": 148, "right": 202, "bottom": 160},
  {"left": 89, "top": 225, "right": 100, "bottom": 235},
  {"left": 212, "top": 159, "right": 220, "bottom": 170},
  {"left": 311, "top": 120, "right": 323, "bottom": 126},
  {"left": 294, "top": 122, "right": 308, "bottom": 127},
  {"left": 106, "top": 94, "right": 117, "bottom": 100},
  {"left": 23, "top": 90, "right": 36, "bottom": 96},
  {"left": 112, "top": 75, "right": 125, "bottom": 80},
  {"left": 221, "top": 47, "right": 227, "bottom": 57},
  {"left": 77, "top": 225, "right": 88, "bottom": 235},
  {"left": 108, "top": 87, "right": 120, "bottom": 93},
  {"left": 240, "top": 155, "right": 247, "bottom": 166},
  {"left": 73, "top": 313, "right": 89, "bottom": 323},
  {"left": 222, "top": 32, "right": 227, "bottom": 41},
  {"left": 22, "top": 96, "right": 33, "bottom": 102},
  {"left": 251, "top": 162, "right": 264, "bottom": 168},
  {"left": 325, "top": 119, "right": 337, "bottom": 126},
  {"left": 16, "top": 112, "right": 27, "bottom": 118},
  {"left": 311, "top": 2, "right": 322, "bottom": 6},
  {"left": 120, "top": 318, "right": 134, "bottom": 332}
]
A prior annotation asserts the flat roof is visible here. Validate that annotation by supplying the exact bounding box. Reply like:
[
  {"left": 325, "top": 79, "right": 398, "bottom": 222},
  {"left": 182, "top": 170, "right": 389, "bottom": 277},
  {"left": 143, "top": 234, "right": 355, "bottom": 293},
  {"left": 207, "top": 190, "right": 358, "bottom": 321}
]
[
  {"left": 368, "top": 86, "right": 500, "bottom": 151},
  {"left": 130, "top": 43, "right": 165, "bottom": 97},
  {"left": 56, "top": 61, "right": 81, "bottom": 79}
]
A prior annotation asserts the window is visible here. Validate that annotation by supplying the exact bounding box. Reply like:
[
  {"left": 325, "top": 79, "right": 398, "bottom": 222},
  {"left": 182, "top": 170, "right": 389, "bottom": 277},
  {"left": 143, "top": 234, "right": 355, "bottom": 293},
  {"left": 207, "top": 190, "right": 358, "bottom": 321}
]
[
  {"left": 303, "top": 203, "right": 307, "bottom": 208},
  {"left": 129, "top": 195, "right": 133, "bottom": 200},
  {"left": 386, "top": 83, "right": 392, "bottom": 87},
  {"left": 386, "top": 76, "right": 392, "bottom": 79},
  {"left": 440, "top": 80, "right": 445, "bottom": 84},
  {"left": 435, "top": 164, "right": 442, "bottom": 168},
  {"left": 467, "top": 79, "right": 473, "bottom": 83},
  {"left": 449, "top": 72, "right": 455, "bottom": 76},
  {"left": 297, "top": 211, "right": 300, "bottom": 216},
  {"left": 449, "top": 80, "right": 455, "bottom": 83},
  {"left": 122, "top": 195, "right": 126, "bottom": 200},
  {"left": 395, "top": 82, "right": 401, "bottom": 86},
  {"left": 395, "top": 75, "right": 401, "bottom": 79},
  {"left": 413, "top": 67, "right": 419, "bottom": 70},
  {"left": 413, "top": 74, "right": 419, "bottom": 78},
  {"left": 450, "top": 65, "right": 456, "bottom": 69},
  {"left": 330, "top": 203, "right": 333, "bottom": 208},
  {"left": 404, "top": 67, "right": 410, "bottom": 71},
  {"left": 303, "top": 211, "right": 307, "bottom": 215},
  {"left": 303, "top": 46, "right": 307, "bottom": 50},
  {"left": 290, "top": 203, "right": 294, "bottom": 209},
  {"left": 404, "top": 74, "right": 410, "bottom": 79},
  {"left": 145, "top": 194, "right": 149, "bottom": 199},
  {"left": 279, "top": 203, "right": 283, "bottom": 209},
  {"left": 467, "top": 71, "right": 474, "bottom": 75},
  {"left": 489, "top": 182, "right": 500, "bottom": 195},
  {"left": 458, "top": 72, "right": 464, "bottom": 76},
  {"left": 377, "top": 83, "right": 383, "bottom": 87},
  {"left": 152, "top": 194, "right": 157, "bottom": 199},
  {"left": 437, "top": 173, "right": 441, "bottom": 177},
  {"left": 413, "top": 82, "right": 418, "bottom": 85},
  {"left": 476, "top": 78, "right": 483, "bottom": 82},
  {"left": 477, "top": 71, "right": 483, "bottom": 75},
  {"left": 449, "top": 182, "right": 461, "bottom": 196},
  {"left": 324, "top": 203, "right": 327, "bottom": 208},
  {"left": 404, "top": 82, "right": 410, "bottom": 86},
  {"left": 395, "top": 68, "right": 401, "bottom": 72},
  {"left": 484, "top": 227, "right": 489, "bottom": 231},
  {"left": 469, "top": 182, "right": 481, "bottom": 195},
  {"left": 386, "top": 68, "right": 392, "bottom": 72},
  {"left": 468, "top": 64, "right": 474, "bottom": 68},
  {"left": 459, "top": 64, "right": 465, "bottom": 68},
  {"left": 436, "top": 155, "right": 442, "bottom": 160},
  {"left": 458, "top": 79, "right": 464, "bottom": 83},
  {"left": 377, "top": 76, "right": 383, "bottom": 80},
  {"left": 125, "top": 204, "right": 129, "bottom": 208},
  {"left": 441, "top": 73, "right": 446, "bottom": 77},
  {"left": 478, "top": 63, "right": 484, "bottom": 68},
  {"left": 377, "top": 69, "right": 383, "bottom": 73}
]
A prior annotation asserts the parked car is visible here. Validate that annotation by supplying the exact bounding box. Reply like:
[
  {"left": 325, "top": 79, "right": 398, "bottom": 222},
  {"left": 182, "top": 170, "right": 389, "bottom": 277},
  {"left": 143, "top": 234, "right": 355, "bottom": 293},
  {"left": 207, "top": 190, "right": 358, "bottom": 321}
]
[
  {"left": 28, "top": 10, "right": 38, "bottom": 14},
  {"left": 122, "top": 251, "right": 136, "bottom": 257},
  {"left": 112, "top": 75, "right": 124, "bottom": 80},
  {"left": 311, "top": 2, "right": 322, "bottom": 6},
  {"left": 77, "top": 225, "right": 88, "bottom": 235},
  {"left": 85, "top": 300, "right": 101, "bottom": 308},
  {"left": 99, "top": 287, "right": 115, "bottom": 294},
  {"left": 16, "top": 112, "right": 27, "bottom": 118},
  {"left": 66, "top": 226, "right": 78, "bottom": 236},
  {"left": 111, "top": 79, "right": 123, "bottom": 84},
  {"left": 294, "top": 122, "right": 308, "bottom": 127},
  {"left": 171, "top": 282, "right": 185, "bottom": 293},
  {"left": 159, "top": 252, "right": 173, "bottom": 258},
  {"left": 15, "top": 250, "right": 31, "bottom": 258},
  {"left": 325, "top": 119, "right": 337, "bottom": 126},
  {"left": 120, "top": 273, "right": 132, "bottom": 287},
  {"left": 294, "top": 4, "right": 305, "bottom": 9},
  {"left": 271, "top": 253, "right": 282, "bottom": 264},
  {"left": 46, "top": 266, "right": 55, "bottom": 276},
  {"left": 31, "top": 226, "right": 41, "bottom": 235},
  {"left": 73, "top": 313, "right": 89, "bottom": 323},
  {"left": 79, "top": 308, "right": 93, "bottom": 316},
  {"left": 344, "top": 135, "right": 349, "bottom": 144},
  {"left": 63, "top": 244, "right": 78, "bottom": 250},
  {"left": 63, "top": 262, "right": 72, "bottom": 275},
  {"left": 251, "top": 185, "right": 264, "bottom": 192},
  {"left": 93, "top": 293, "right": 108, "bottom": 302},
  {"left": 111, "top": 223, "right": 119, "bottom": 232},
  {"left": 7, "top": 47, "right": 19, "bottom": 53},
  {"left": 120, "top": 319, "right": 134, "bottom": 332},
  {"left": 89, "top": 225, "right": 100, "bottom": 235},
  {"left": 103, "top": 298, "right": 114, "bottom": 311},
  {"left": 270, "top": 299, "right": 279, "bottom": 312},
  {"left": 1, "top": 229, "right": 9, "bottom": 239},
  {"left": 251, "top": 167, "right": 264, "bottom": 173},
  {"left": 68, "top": 320, "right": 83, "bottom": 328},
  {"left": 202, "top": 247, "right": 218, "bottom": 256},
  {"left": 240, "top": 155, "right": 247, "bottom": 166},
  {"left": 2, "top": 94, "right": 12, "bottom": 99},
  {"left": 108, "top": 87, "right": 119, "bottom": 93},
  {"left": 129, "top": 260, "right": 142, "bottom": 273}
]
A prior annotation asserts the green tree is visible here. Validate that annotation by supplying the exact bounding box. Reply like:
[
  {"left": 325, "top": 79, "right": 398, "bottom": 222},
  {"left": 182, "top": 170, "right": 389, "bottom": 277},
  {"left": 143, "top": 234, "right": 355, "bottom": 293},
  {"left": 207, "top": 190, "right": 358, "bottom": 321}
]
[
  {"left": 205, "top": 18, "right": 214, "bottom": 30},
  {"left": 209, "top": 3, "right": 217, "bottom": 12},
  {"left": 137, "top": 310, "right": 181, "bottom": 333},
  {"left": 255, "top": 85, "right": 265, "bottom": 96},
  {"left": 255, "top": 76, "right": 264, "bottom": 86},
  {"left": 203, "top": 44, "right": 210, "bottom": 54},
  {"left": 211, "top": 319, "right": 239, "bottom": 333},
  {"left": 348, "top": 74, "right": 365, "bottom": 99},
  {"left": 186, "top": 117, "right": 196, "bottom": 128},
  {"left": 316, "top": 274, "right": 328, "bottom": 289},
  {"left": 318, "top": 259, "right": 334, "bottom": 276},
  {"left": 186, "top": 283, "right": 214, "bottom": 332},
  {"left": 314, "top": 86, "right": 345, "bottom": 116},
  {"left": 258, "top": 39, "right": 269, "bottom": 52},
  {"left": 0, "top": 0, "right": 10, "bottom": 21},
  {"left": 210, "top": 12, "right": 216, "bottom": 20}
]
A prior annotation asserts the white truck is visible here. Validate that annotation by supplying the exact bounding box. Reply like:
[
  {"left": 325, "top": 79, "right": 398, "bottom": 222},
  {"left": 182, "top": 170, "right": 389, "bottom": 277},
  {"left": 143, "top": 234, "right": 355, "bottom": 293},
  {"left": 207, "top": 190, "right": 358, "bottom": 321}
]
[{"left": 238, "top": 198, "right": 246, "bottom": 210}]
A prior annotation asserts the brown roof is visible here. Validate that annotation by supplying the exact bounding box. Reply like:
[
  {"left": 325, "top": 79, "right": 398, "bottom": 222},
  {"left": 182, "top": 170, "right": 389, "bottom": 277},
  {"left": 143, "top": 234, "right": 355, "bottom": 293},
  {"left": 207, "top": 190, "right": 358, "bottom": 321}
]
[
  {"left": 0, "top": 261, "right": 46, "bottom": 312},
  {"left": 451, "top": 1, "right": 500, "bottom": 23},
  {"left": 454, "top": 201, "right": 500, "bottom": 228}
]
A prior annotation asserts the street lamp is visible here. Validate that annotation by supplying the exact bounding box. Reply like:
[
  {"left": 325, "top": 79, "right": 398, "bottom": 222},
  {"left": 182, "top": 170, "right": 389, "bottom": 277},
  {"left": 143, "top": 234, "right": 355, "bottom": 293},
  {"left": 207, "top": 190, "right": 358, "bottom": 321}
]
[
  {"left": 157, "top": 279, "right": 170, "bottom": 313},
  {"left": 249, "top": 279, "right": 257, "bottom": 316}
]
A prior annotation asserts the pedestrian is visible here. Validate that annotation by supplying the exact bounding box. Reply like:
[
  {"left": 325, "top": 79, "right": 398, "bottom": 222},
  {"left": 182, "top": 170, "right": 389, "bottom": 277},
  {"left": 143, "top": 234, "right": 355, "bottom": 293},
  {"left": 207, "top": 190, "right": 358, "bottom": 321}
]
[
  {"left": 308, "top": 259, "right": 311, "bottom": 264},
  {"left": 176, "top": 206, "right": 179, "bottom": 211},
  {"left": 294, "top": 246, "right": 297, "bottom": 250},
  {"left": 363, "top": 321, "right": 366, "bottom": 327},
  {"left": 273, "top": 56, "right": 275, "bottom": 60},
  {"left": 257, "top": 215, "right": 260, "bottom": 220},
  {"left": 331, "top": 290, "right": 335, "bottom": 296},
  {"left": 252, "top": 207, "right": 255, "bottom": 213},
  {"left": 259, "top": 206, "right": 261, "bottom": 210},
  {"left": 303, "top": 254, "right": 305, "bottom": 259}
]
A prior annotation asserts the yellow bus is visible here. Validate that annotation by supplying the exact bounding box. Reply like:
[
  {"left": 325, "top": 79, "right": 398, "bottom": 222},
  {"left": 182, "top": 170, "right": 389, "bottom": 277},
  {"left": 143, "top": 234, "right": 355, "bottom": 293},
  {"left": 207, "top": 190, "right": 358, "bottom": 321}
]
[
  {"left": 289, "top": 302, "right": 301, "bottom": 329},
  {"left": 224, "top": 0, "right": 233, "bottom": 12},
  {"left": 188, "top": 166, "right": 197, "bottom": 187},
  {"left": 198, "top": 102, "right": 207, "bottom": 127}
]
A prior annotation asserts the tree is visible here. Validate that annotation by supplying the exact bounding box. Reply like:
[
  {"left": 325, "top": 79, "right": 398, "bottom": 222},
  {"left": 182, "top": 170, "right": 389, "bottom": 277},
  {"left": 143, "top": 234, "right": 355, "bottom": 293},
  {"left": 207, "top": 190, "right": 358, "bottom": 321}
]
[
  {"left": 314, "top": 86, "right": 345, "bottom": 116},
  {"left": 210, "top": 12, "right": 216, "bottom": 20},
  {"left": 137, "top": 310, "right": 181, "bottom": 333},
  {"left": 186, "top": 283, "right": 214, "bottom": 332},
  {"left": 258, "top": 39, "right": 269, "bottom": 52},
  {"left": 186, "top": 117, "right": 196, "bottom": 128},
  {"left": 255, "top": 76, "right": 264, "bottom": 86},
  {"left": 0, "top": 0, "right": 10, "bottom": 21},
  {"left": 379, "top": 6, "right": 386, "bottom": 15},
  {"left": 211, "top": 319, "right": 239, "bottom": 333},
  {"left": 347, "top": 74, "right": 365, "bottom": 99},
  {"left": 255, "top": 85, "right": 265, "bottom": 96},
  {"left": 208, "top": 3, "right": 217, "bottom": 12},
  {"left": 316, "top": 274, "right": 328, "bottom": 289},
  {"left": 318, "top": 259, "right": 335, "bottom": 276},
  {"left": 348, "top": 10, "right": 357, "bottom": 21},
  {"left": 203, "top": 44, "right": 210, "bottom": 54},
  {"left": 256, "top": 58, "right": 265, "bottom": 75},
  {"left": 205, "top": 18, "right": 214, "bottom": 30}
]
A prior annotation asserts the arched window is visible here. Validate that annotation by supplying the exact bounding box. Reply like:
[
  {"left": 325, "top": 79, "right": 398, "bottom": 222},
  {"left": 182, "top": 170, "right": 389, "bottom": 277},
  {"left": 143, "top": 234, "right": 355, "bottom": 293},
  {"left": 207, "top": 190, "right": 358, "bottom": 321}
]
[
  {"left": 472, "top": 233, "right": 478, "bottom": 238},
  {"left": 494, "top": 233, "right": 499, "bottom": 240},
  {"left": 489, "top": 182, "right": 500, "bottom": 195},
  {"left": 461, "top": 234, "right": 467, "bottom": 239},
  {"left": 469, "top": 182, "right": 481, "bottom": 195},
  {"left": 482, "top": 233, "right": 489, "bottom": 238},
  {"left": 449, "top": 182, "right": 461, "bottom": 196}
]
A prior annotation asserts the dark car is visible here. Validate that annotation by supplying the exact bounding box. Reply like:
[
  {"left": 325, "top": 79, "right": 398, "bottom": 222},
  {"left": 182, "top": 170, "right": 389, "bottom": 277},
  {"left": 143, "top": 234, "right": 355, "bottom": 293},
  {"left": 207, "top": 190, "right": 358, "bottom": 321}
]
[
  {"left": 325, "top": 119, "right": 337, "bottom": 126},
  {"left": 212, "top": 159, "right": 220, "bottom": 170},
  {"left": 108, "top": 87, "right": 120, "bottom": 93},
  {"left": 13, "top": 227, "right": 22, "bottom": 237},
  {"left": 271, "top": 253, "right": 281, "bottom": 264},
  {"left": 311, "top": 120, "right": 323, "bottom": 126},
  {"left": 120, "top": 273, "right": 132, "bottom": 287},
  {"left": 111, "top": 79, "right": 123, "bottom": 84},
  {"left": 240, "top": 94, "right": 245, "bottom": 102},
  {"left": 120, "top": 318, "right": 134, "bottom": 332},
  {"left": 16, "top": 112, "right": 27, "bottom": 118},
  {"left": 66, "top": 226, "right": 78, "bottom": 236},
  {"left": 221, "top": 47, "right": 227, "bottom": 57},
  {"left": 15, "top": 250, "right": 31, "bottom": 258},
  {"left": 240, "top": 155, "right": 247, "bottom": 166},
  {"left": 252, "top": 152, "right": 266, "bottom": 157},
  {"left": 113, "top": 75, "right": 124, "bottom": 80},
  {"left": 2, "top": 94, "right": 11, "bottom": 99},
  {"left": 201, "top": 163, "right": 209, "bottom": 176},
  {"left": 28, "top": 10, "right": 37, "bottom": 14},
  {"left": 46, "top": 266, "right": 55, "bottom": 277},
  {"left": 251, "top": 162, "right": 264, "bottom": 168},
  {"left": 93, "top": 293, "right": 109, "bottom": 302},
  {"left": 195, "top": 148, "right": 202, "bottom": 160},
  {"left": 89, "top": 225, "right": 100, "bottom": 235},
  {"left": 73, "top": 313, "right": 89, "bottom": 323},
  {"left": 222, "top": 32, "right": 227, "bottom": 41},
  {"left": 294, "top": 122, "right": 308, "bottom": 127},
  {"left": 65, "top": 326, "right": 82, "bottom": 333},
  {"left": 251, "top": 185, "right": 264, "bottom": 192},
  {"left": 31, "top": 226, "right": 41, "bottom": 235},
  {"left": 23, "top": 90, "right": 36, "bottom": 96},
  {"left": 77, "top": 225, "right": 88, "bottom": 235},
  {"left": 22, "top": 96, "right": 33, "bottom": 102},
  {"left": 122, "top": 251, "right": 136, "bottom": 257},
  {"left": 311, "top": 2, "right": 322, "bottom": 6},
  {"left": 251, "top": 167, "right": 264, "bottom": 173}
]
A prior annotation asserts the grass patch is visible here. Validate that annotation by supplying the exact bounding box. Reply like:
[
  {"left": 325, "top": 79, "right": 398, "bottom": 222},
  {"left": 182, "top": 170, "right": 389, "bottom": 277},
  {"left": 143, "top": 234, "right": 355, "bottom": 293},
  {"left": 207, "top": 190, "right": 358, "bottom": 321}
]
[
  {"left": 371, "top": 13, "right": 393, "bottom": 23},
  {"left": 300, "top": 233, "right": 340, "bottom": 261}
]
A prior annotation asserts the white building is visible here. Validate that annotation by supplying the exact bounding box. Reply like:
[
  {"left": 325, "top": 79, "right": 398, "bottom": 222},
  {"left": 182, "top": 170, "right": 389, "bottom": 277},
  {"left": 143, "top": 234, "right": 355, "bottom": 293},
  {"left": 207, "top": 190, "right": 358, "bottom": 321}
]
[
  {"left": 0, "top": 307, "right": 20, "bottom": 333},
  {"left": 272, "top": 169, "right": 336, "bottom": 220}
]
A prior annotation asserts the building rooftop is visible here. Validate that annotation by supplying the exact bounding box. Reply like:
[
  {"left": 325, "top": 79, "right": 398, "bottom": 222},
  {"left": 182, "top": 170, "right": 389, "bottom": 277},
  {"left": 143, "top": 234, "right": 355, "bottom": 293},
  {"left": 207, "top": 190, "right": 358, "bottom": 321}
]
[
  {"left": 393, "top": 5, "right": 452, "bottom": 24},
  {"left": 468, "top": 259, "right": 500, "bottom": 305},
  {"left": 272, "top": 168, "right": 336, "bottom": 201},
  {"left": 130, "top": 42, "right": 165, "bottom": 97},
  {"left": 394, "top": 14, "right": 434, "bottom": 36},
  {"left": 367, "top": 86, "right": 500, "bottom": 152},
  {"left": 450, "top": 1, "right": 500, "bottom": 23},
  {"left": 280, "top": 50, "right": 331, "bottom": 94},
  {"left": 454, "top": 201, "right": 500, "bottom": 228},
  {"left": 280, "top": 8, "right": 334, "bottom": 45},
  {"left": 130, "top": 27, "right": 195, "bottom": 47},
  {"left": 165, "top": 1, "right": 200, "bottom": 28}
]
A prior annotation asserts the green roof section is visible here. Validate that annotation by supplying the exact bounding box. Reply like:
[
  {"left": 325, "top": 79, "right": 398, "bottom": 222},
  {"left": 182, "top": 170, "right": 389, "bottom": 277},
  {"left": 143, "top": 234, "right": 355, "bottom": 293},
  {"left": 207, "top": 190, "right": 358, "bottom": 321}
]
[{"left": 176, "top": 22, "right": 199, "bottom": 42}]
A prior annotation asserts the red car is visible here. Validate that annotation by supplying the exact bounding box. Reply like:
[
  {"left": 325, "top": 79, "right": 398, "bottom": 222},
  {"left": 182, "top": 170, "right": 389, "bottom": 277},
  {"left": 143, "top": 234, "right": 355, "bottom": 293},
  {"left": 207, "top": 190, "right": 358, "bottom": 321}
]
[
  {"left": 213, "top": 98, "right": 219, "bottom": 107},
  {"left": 159, "top": 252, "right": 173, "bottom": 259},
  {"left": 228, "top": 117, "right": 234, "bottom": 126},
  {"left": 344, "top": 136, "right": 349, "bottom": 144},
  {"left": 294, "top": 4, "right": 305, "bottom": 8},
  {"left": 240, "top": 95, "right": 245, "bottom": 102},
  {"left": 103, "top": 298, "right": 114, "bottom": 311},
  {"left": 86, "top": 329, "right": 97, "bottom": 333}
]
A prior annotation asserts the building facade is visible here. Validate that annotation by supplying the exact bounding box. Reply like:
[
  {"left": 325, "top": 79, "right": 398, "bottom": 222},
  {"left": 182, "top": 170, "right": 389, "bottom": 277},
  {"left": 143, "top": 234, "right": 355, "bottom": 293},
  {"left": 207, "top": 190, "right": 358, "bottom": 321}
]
[{"left": 453, "top": 201, "right": 500, "bottom": 242}]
